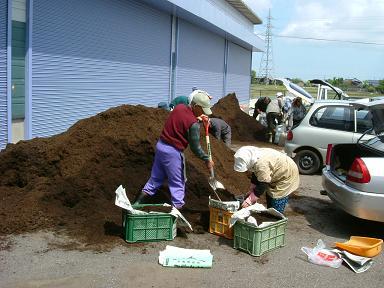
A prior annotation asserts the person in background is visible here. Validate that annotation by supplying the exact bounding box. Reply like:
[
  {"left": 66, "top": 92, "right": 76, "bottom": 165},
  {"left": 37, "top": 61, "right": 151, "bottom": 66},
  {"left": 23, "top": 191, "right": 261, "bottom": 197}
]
[
  {"left": 134, "top": 90, "right": 214, "bottom": 209},
  {"left": 208, "top": 118, "right": 232, "bottom": 147},
  {"left": 266, "top": 92, "right": 284, "bottom": 142},
  {"left": 252, "top": 97, "right": 271, "bottom": 119},
  {"left": 233, "top": 146, "right": 299, "bottom": 214},
  {"left": 169, "top": 96, "right": 189, "bottom": 111},
  {"left": 290, "top": 97, "right": 307, "bottom": 127}
]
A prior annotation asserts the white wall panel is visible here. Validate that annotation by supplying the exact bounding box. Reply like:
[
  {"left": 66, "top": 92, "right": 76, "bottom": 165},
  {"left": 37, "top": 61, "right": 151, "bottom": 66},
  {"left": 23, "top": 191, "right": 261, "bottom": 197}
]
[
  {"left": 226, "top": 41, "right": 251, "bottom": 104},
  {"left": 176, "top": 19, "right": 225, "bottom": 102},
  {"left": 32, "top": 0, "right": 171, "bottom": 137}
]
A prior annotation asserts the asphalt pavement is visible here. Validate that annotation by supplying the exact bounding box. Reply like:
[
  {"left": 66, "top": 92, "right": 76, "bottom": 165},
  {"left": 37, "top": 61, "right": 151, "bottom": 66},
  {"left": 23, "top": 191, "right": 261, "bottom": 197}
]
[{"left": 1, "top": 174, "right": 384, "bottom": 288}]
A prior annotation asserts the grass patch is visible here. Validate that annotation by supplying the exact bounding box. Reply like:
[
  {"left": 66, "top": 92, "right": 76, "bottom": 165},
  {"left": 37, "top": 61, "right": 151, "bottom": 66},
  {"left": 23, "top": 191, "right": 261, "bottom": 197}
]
[{"left": 250, "top": 84, "right": 380, "bottom": 99}]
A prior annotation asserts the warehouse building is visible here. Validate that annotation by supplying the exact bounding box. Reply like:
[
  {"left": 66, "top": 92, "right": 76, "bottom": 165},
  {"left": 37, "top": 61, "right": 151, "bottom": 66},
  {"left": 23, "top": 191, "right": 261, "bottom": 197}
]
[{"left": 0, "top": 0, "right": 263, "bottom": 150}]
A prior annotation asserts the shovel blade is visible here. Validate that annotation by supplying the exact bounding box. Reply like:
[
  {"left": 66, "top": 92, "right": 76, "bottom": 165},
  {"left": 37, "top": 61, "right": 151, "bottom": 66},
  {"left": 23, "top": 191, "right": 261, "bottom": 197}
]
[{"left": 208, "top": 177, "right": 225, "bottom": 190}]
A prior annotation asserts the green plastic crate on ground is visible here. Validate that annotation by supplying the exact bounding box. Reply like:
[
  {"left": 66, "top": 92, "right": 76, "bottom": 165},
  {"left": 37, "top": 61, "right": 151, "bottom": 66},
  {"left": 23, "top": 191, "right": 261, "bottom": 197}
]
[
  {"left": 122, "top": 205, "right": 176, "bottom": 243},
  {"left": 233, "top": 217, "right": 287, "bottom": 256}
]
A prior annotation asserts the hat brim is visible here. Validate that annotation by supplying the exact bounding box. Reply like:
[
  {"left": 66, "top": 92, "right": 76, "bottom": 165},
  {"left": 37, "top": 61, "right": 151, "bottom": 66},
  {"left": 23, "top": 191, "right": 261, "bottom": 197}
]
[
  {"left": 233, "top": 162, "right": 248, "bottom": 173},
  {"left": 202, "top": 107, "right": 212, "bottom": 115}
]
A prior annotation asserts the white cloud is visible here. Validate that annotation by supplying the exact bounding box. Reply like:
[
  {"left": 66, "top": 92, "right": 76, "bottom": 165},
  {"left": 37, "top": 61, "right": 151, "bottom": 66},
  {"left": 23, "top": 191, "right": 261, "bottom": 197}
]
[{"left": 280, "top": 0, "right": 384, "bottom": 44}]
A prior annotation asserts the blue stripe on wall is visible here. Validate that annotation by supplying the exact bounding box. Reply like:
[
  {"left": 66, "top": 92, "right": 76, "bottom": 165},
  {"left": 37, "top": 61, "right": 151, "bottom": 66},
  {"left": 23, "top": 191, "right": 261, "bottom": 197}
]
[
  {"left": 31, "top": 0, "right": 171, "bottom": 138},
  {"left": 0, "top": 0, "right": 8, "bottom": 150}
]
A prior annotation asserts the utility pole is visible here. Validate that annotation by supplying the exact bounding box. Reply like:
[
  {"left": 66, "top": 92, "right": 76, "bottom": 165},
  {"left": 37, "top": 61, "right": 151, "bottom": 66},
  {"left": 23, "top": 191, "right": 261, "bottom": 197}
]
[{"left": 259, "top": 9, "right": 274, "bottom": 85}]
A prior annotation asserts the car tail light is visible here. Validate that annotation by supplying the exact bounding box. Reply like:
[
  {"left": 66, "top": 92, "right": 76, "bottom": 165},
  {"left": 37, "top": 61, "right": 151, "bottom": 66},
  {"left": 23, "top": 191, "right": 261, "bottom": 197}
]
[
  {"left": 347, "top": 158, "right": 371, "bottom": 183},
  {"left": 325, "top": 144, "right": 333, "bottom": 165},
  {"left": 287, "top": 130, "right": 293, "bottom": 141}
]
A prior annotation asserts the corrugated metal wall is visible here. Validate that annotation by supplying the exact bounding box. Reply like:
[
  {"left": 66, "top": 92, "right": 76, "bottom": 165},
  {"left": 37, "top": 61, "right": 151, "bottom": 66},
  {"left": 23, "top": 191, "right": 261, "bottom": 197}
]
[
  {"left": 176, "top": 19, "right": 225, "bottom": 101},
  {"left": 0, "top": 0, "right": 8, "bottom": 150},
  {"left": 226, "top": 42, "right": 251, "bottom": 104},
  {"left": 31, "top": 0, "right": 171, "bottom": 137}
]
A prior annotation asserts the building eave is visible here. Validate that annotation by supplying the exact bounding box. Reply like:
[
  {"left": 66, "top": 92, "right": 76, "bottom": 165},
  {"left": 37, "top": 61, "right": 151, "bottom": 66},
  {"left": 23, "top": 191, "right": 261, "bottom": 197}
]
[
  {"left": 142, "top": 0, "right": 264, "bottom": 52},
  {"left": 226, "top": 0, "right": 262, "bottom": 24}
]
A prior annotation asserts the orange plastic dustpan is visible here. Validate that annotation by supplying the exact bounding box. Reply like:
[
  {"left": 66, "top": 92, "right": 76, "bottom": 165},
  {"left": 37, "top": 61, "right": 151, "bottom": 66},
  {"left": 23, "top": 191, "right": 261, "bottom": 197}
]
[{"left": 335, "top": 236, "right": 383, "bottom": 258}]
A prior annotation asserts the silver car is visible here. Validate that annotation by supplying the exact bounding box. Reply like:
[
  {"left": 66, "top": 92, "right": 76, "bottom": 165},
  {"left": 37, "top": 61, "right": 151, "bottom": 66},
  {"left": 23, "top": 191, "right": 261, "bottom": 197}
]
[
  {"left": 322, "top": 99, "right": 384, "bottom": 222},
  {"left": 284, "top": 100, "right": 374, "bottom": 174}
]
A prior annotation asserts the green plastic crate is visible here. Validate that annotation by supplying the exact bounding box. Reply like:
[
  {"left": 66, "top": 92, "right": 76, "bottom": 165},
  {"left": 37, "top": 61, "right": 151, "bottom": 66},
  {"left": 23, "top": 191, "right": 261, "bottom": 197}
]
[
  {"left": 122, "top": 204, "right": 176, "bottom": 243},
  {"left": 233, "top": 217, "right": 287, "bottom": 256}
]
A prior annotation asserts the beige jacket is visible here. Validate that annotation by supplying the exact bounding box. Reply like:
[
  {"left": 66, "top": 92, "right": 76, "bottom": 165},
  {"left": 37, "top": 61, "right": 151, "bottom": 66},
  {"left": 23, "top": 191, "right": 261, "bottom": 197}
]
[{"left": 250, "top": 148, "right": 300, "bottom": 199}]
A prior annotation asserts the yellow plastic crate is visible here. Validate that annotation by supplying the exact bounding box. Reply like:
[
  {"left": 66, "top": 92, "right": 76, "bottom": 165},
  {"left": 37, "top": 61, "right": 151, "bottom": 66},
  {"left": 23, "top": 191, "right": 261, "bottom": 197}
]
[{"left": 209, "top": 206, "right": 234, "bottom": 239}]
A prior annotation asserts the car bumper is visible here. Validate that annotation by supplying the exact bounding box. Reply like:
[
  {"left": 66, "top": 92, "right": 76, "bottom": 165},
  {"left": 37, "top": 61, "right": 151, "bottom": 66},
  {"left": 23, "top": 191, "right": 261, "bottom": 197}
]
[
  {"left": 284, "top": 142, "right": 297, "bottom": 158},
  {"left": 322, "top": 168, "right": 384, "bottom": 222}
]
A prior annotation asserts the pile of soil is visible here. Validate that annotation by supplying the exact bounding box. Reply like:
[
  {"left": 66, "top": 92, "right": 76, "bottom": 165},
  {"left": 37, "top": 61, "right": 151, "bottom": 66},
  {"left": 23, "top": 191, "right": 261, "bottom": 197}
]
[
  {"left": 0, "top": 93, "right": 262, "bottom": 248},
  {"left": 212, "top": 93, "right": 266, "bottom": 141}
]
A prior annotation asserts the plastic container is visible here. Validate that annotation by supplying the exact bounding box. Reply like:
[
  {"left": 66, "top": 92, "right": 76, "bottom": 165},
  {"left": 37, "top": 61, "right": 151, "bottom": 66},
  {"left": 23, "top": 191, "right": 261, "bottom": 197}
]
[
  {"left": 122, "top": 204, "right": 176, "bottom": 243},
  {"left": 233, "top": 217, "right": 287, "bottom": 256},
  {"left": 209, "top": 206, "right": 234, "bottom": 239},
  {"left": 335, "top": 236, "right": 383, "bottom": 257}
]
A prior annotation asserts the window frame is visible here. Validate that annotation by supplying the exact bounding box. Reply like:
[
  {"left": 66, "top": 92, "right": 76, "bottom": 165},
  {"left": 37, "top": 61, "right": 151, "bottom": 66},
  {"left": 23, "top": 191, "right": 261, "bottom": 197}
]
[{"left": 309, "top": 104, "right": 354, "bottom": 132}]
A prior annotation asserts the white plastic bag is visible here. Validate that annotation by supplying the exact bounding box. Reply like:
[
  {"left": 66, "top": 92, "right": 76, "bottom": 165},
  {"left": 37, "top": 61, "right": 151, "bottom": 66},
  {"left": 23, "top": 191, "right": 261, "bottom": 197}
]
[{"left": 301, "top": 239, "right": 342, "bottom": 268}]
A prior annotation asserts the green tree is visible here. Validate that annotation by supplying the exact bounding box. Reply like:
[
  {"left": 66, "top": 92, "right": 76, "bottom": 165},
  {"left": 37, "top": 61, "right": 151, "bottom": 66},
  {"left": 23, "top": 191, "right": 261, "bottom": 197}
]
[
  {"left": 251, "top": 70, "right": 257, "bottom": 84},
  {"left": 377, "top": 80, "right": 384, "bottom": 94},
  {"left": 291, "top": 78, "right": 304, "bottom": 85}
]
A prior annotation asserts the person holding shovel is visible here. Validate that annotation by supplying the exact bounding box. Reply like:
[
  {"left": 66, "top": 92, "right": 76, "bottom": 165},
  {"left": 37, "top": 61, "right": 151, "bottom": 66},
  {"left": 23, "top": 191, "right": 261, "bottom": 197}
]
[
  {"left": 233, "top": 146, "right": 299, "bottom": 214},
  {"left": 133, "top": 90, "right": 214, "bottom": 209}
]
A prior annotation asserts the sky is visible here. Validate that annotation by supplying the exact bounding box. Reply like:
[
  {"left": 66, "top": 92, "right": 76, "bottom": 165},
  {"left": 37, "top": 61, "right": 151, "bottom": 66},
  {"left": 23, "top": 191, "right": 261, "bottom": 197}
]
[{"left": 243, "top": 0, "right": 384, "bottom": 81}]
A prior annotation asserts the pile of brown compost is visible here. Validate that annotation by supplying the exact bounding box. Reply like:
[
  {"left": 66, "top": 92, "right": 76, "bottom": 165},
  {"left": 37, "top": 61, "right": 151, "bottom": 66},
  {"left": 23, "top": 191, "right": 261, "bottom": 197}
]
[
  {"left": 0, "top": 93, "right": 263, "bottom": 248},
  {"left": 211, "top": 93, "right": 266, "bottom": 141}
]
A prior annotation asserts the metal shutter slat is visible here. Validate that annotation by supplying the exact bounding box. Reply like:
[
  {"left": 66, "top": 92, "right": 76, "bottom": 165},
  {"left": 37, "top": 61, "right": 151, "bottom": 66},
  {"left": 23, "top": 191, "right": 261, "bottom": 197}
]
[
  {"left": 32, "top": 0, "right": 171, "bottom": 138},
  {"left": 0, "top": 0, "right": 8, "bottom": 150},
  {"left": 226, "top": 42, "right": 251, "bottom": 104},
  {"left": 176, "top": 19, "right": 225, "bottom": 101}
]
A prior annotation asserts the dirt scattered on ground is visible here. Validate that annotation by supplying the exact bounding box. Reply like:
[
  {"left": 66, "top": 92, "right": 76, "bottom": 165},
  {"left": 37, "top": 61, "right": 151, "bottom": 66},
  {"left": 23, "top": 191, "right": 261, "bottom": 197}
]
[{"left": 0, "top": 93, "right": 268, "bottom": 249}]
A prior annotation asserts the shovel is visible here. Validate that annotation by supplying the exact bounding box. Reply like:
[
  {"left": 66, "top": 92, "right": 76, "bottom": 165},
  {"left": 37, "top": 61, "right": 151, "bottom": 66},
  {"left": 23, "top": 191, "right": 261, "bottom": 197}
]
[{"left": 202, "top": 117, "right": 224, "bottom": 201}]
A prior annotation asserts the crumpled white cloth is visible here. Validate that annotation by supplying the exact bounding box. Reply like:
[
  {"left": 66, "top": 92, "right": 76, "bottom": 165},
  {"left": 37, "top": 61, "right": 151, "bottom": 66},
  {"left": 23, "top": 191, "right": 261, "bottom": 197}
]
[
  {"left": 114, "top": 185, "right": 192, "bottom": 230},
  {"left": 229, "top": 203, "right": 285, "bottom": 228}
]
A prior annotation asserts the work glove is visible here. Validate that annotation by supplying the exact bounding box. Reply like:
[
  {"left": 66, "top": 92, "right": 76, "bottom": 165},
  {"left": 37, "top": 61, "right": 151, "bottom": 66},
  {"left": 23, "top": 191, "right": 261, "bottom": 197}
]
[
  {"left": 205, "top": 159, "right": 214, "bottom": 170},
  {"left": 242, "top": 191, "right": 258, "bottom": 208},
  {"left": 245, "top": 183, "right": 257, "bottom": 198},
  {"left": 197, "top": 114, "right": 209, "bottom": 123}
]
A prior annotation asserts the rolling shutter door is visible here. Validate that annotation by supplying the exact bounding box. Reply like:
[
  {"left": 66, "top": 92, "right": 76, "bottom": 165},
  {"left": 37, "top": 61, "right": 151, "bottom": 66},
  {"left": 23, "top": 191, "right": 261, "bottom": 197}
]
[
  {"left": 32, "top": 0, "right": 171, "bottom": 138},
  {"left": 0, "top": 0, "right": 8, "bottom": 150},
  {"left": 176, "top": 19, "right": 224, "bottom": 101},
  {"left": 226, "top": 42, "right": 251, "bottom": 104}
]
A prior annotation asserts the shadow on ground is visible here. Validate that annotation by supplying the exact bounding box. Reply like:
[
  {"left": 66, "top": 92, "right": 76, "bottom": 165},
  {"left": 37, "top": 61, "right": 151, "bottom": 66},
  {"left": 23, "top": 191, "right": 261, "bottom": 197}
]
[{"left": 287, "top": 194, "right": 384, "bottom": 239}]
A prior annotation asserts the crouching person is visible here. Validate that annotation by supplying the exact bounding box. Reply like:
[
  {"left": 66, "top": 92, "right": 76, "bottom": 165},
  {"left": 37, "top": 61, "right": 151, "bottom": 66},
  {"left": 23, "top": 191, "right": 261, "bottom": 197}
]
[{"left": 233, "top": 146, "right": 299, "bottom": 214}]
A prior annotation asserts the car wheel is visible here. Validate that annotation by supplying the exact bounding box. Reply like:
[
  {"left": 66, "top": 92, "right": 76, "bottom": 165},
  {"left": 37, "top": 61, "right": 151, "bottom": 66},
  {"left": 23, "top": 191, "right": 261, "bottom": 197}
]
[{"left": 294, "top": 150, "right": 321, "bottom": 175}]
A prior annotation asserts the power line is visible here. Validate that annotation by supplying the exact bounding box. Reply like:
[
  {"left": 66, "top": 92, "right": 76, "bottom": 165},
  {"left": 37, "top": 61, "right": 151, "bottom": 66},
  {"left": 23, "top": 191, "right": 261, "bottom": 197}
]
[{"left": 275, "top": 35, "right": 384, "bottom": 45}]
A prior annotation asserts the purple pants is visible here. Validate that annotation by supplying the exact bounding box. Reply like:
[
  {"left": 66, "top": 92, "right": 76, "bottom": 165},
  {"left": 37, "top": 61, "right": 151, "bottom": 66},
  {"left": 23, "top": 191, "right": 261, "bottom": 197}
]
[{"left": 142, "top": 140, "right": 185, "bottom": 208}]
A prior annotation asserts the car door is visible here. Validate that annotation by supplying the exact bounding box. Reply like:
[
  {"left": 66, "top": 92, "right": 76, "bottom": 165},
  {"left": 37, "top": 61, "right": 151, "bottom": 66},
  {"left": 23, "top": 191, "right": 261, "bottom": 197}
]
[
  {"left": 352, "top": 109, "right": 375, "bottom": 142},
  {"left": 307, "top": 105, "right": 354, "bottom": 156}
]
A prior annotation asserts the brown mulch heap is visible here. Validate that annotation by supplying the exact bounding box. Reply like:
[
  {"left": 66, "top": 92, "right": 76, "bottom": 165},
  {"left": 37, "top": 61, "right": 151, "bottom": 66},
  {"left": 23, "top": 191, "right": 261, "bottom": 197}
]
[
  {"left": 0, "top": 93, "right": 261, "bottom": 248},
  {"left": 212, "top": 93, "right": 266, "bottom": 141}
]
